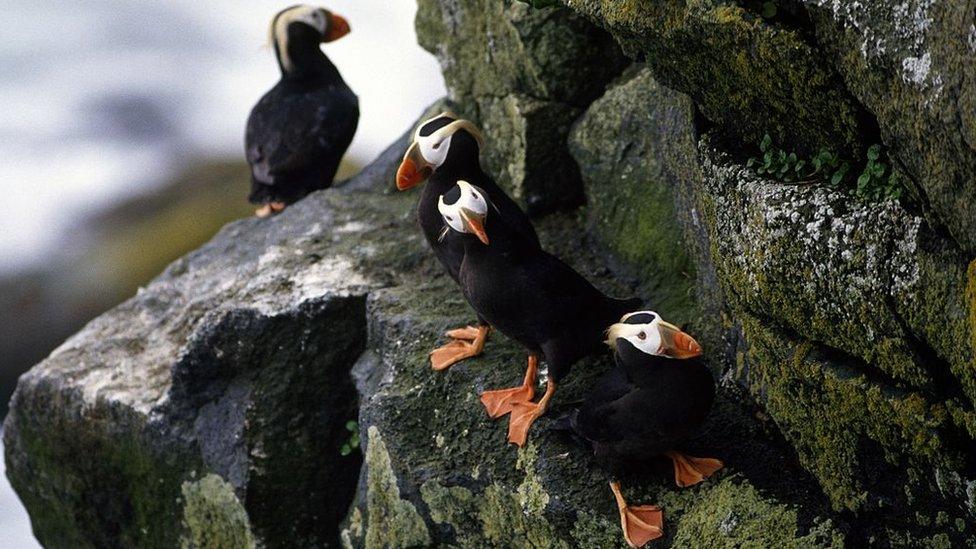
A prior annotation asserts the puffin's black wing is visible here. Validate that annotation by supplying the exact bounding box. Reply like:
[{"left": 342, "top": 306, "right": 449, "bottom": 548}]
[{"left": 245, "top": 83, "right": 358, "bottom": 201}]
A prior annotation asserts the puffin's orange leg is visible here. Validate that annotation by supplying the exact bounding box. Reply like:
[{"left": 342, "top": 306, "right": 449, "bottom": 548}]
[
  {"left": 269, "top": 201, "right": 287, "bottom": 213},
  {"left": 610, "top": 481, "right": 663, "bottom": 548},
  {"left": 255, "top": 204, "right": 274, "bottom": 218},
  {"left": 429, "top": 325, "right": 490, "bottom": 371},
  {"left": 506, "top": 378, "right": 556, "bottom": 447},
  {"left": 480, "top": 354, "right": 538, "bottom": 419},
  {"left": 665, "top": 451, "right": 723, "bottom": 488}
]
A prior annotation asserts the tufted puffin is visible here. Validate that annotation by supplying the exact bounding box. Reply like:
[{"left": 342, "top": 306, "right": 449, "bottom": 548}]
[
  {"left": 564, "top": 311, "right": 722, "bottom": 547},
  {"left": 437, "top": 181, "right": 642, "bottom": 447},
  {"left": 245, "top": 4, "right": 359, "bottom": 217},
  {"left": 396, "top": 114, "right": 539, "bottom": 371}
]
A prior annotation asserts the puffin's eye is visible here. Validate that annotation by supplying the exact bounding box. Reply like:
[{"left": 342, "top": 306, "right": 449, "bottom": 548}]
[
  {"left": 446, "top": 216, "right": 454, "bottom": 221},
  {"left": 637, "top": 331, "right": 646, "bottom": 340},
  {"left": 432, "top": 141, "right": 441, "bottom": 150}
]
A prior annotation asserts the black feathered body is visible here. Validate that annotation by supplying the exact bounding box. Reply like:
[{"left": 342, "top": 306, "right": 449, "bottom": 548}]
[
  {"left": 572, "top": 342, "right": 715, "bottom": 478},
  {"left": 456, "top": 216, "right": 640, "bottom": 382},
  {"left": 245, "top": 42, "right": 358, "bottom": 205},
  {"left": 417, "top": 135, "right": 538, "bottom": 285}
]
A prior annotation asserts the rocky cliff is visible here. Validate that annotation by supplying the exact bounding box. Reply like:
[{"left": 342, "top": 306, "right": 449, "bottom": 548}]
[{"left": 6, "top": 0, "right": 976, "bottom": 547}]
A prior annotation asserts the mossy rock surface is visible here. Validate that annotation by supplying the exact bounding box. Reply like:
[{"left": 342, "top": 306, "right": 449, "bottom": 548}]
[
  {"left": 3, "top": 129, "right": 413, "bottom": 548},
  {"left": 801, "top": 0, "right": 976, "bottom": 254},
  {"left": 559, "top": 0, "right": 871, "bottom": 158},
  {"left": 416, "top": 0, "right": 627, "bottom": 212}
]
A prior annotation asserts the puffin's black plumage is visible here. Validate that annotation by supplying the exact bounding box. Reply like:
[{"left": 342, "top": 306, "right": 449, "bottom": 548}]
[
  {"left": 572, "top": 341, "right": 716, "bottom": 478},
  {"left": 397, "top": 115, "right": 539, "bottom": 372},
  {"left": 415, "top": 116, "right": 538, "bottom": 284},
  {"left": 245, "top": 6, "right": 358, "bottom": 209},
  {"left": 454, "top": 195, "right": 638, "bottom": 384}
]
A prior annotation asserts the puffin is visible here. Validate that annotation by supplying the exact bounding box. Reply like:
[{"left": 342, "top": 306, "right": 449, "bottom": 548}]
[
  {"left": 396, "top": 114, "right": 539, "bottom": 371},
  {"left": 562, "top": 310, "right": 723, "bottom": 547},
  {"left": 436, "top": 180, "right": 644, "bottom": 446},
  {"left": 245, "top": 4, "right": 359, "bottom": 217}
]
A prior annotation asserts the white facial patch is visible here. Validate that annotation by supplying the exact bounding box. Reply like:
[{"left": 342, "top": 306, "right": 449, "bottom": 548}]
[
  {"left": 438, "top": 181, "right": 488, "bottom": 234},
  {"left": 607, "top": 311, "right": 664, "bottom": 356},
  {"left": 411, "top": 116, "right": 486, "bottom": 169},
  {"left": 270, "top": 5, "right": 329, "bottom": 72}
]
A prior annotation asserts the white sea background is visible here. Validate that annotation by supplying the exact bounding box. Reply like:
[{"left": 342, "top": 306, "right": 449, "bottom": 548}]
[{"left": 0, "top": 1, "right": 444, "bottom": 545}]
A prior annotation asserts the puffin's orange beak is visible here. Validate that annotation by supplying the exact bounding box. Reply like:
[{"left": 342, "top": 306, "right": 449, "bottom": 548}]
[
  {"left": 461, "top": 208, "right": 489, "bottom": 245},
  {"left": 324, "top": 14, "right": 350, "bottom": 42},
  {"left": 658, "top": 321, "right": 702, "bottom": 358},
  {"left": 396, "top": 142, "right": 432, "bottom": 190}
]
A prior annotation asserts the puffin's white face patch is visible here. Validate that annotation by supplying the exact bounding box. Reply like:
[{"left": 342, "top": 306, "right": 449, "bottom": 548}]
[
  {"left": 270, "top": 5, "right": 329, "bottom": 72},
  {"left": 438, "top": 180, "right": 488, "bottom": 234},
  {"left": 606, "top": 310, "right": 664, "bottom": 356},
  {"left": 418, "top": 133, "right": 452, "bottom": 169}
]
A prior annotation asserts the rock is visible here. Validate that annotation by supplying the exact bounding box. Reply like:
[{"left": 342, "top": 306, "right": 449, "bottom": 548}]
[
  {"left": 416, "top": 0, "right": 627, "bottom": 212},
  {"left": 341, "top": 195, "right": 842, "bottom": 548},
  {"left": 802, "top": 0, "right": 976, "bottom": 254},
  {"left": 569, "top": 66, "right": 704, "bottom": 328},
  {"left": 697, "top": 137, "right": 976, "bottom": 541},
  {"left": 559, "top": 0, "right": 873, "bottom": 157},
  {"left": 3, "top": 132, "right": 412, "bottom": 548}
]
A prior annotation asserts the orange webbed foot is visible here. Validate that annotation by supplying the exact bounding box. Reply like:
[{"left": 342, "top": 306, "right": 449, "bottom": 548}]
[
  {"left": 480, "top": 383, "right": 535, "bottom": 419},
  {"left": 429, "top": 325, "right": 489, "bottom": 371},
  {"left": 506, "top": 379, "right": 555, "bottom": 447},
  {"left": 479, "top": 353, "right": 539, "bottom": 418},
  {"left": 610, "top": 482, "right": 664, "bottom": 548},
  {"left": 666, "top": 452, "right": 724, "bottom": 488}
]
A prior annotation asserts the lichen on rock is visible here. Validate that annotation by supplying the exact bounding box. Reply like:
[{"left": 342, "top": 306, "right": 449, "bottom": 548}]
[{"left": 181, "top": 474, "right": 256, "bottom": 549}]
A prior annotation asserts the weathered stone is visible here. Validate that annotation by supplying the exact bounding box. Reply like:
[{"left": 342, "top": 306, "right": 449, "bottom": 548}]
[
  {"left": 697, "top": 137, "right": 976, "bottom": 406},
  {"left": 570, "top": 66, "right": 701, "bottom": 324},
  {"left": 739, "top": 313, "right": 974, "bottom": 544},
  {"left": 340, "top": 193, "right": 842, "bottom": 547},
  {"left": 3, "top": 129, "right": 420, "bottom": 548},
  {"left": 559, "top": 0, "right": 873, "bottom": 157},
  {"left": 802, "top": 0, "right": 976, "bottom": 254},
  {"left": 416, "top": 0, "right": 627, "bottom": 211},
  {"left": 478, "top": 94, "right": 583, "bottom": 212}
]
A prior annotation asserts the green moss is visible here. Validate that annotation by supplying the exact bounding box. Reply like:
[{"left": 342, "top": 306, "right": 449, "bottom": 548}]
[
  {"left": 569, "top": 68, "right": 699, "bottom": 322},
  {"left": 737, "top": 312, "right": 973, "bottom": 541},
  {"left": 5, "top": 401, "right": 197, "bottom": 548},
  {"left": 563, "top": 0, "right": 869, "bottom": 156},
  {"left": 180, "top": 474, "right": 255, "bottom": 549},
  {"left": 665, "top": 477, "right": 842, "bottom": 548},
  {"left": 363, "top": 427, "right": 431, "bottom": 548}
]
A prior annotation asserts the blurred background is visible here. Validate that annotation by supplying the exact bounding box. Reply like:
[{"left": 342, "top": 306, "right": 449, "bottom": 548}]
[{"left": 0, "top": 1, "right": 444, "bottom": 544}]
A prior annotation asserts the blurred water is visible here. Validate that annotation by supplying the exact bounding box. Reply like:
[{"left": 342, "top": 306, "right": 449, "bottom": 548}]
[
  {"left": 0, "top": 0, "right": 445, "bottom": 272},
  {"left": 0, "top": 1, "right": 444, "bottom": 543}
]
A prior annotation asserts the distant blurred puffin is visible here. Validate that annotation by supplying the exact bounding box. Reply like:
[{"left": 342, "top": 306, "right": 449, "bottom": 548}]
[
  {"left": 564, "top": 311, "right": 722, "bottom": 547},
  {"left": 437, "top": 181, "right": 641, "bottom": 446},
  {"left": 396, "top": 114, "right": 539, "bottom": 371},
  {"left": 245, "top": 4, "right": 358, "bottom": 217}
]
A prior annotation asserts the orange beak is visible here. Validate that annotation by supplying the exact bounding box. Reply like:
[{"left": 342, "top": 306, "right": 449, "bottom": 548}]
[
  {"left": 396, "top": 142, "right": 432, "bottom": 191},
  {"left": 657, "top": 321, "right": 702, "bottom": 358},
  {"left": 461, "top": 208, "right": 489, "bottom": 245},
  {"left": 324, "top": 14, "right": 350, "bottom": 42}
]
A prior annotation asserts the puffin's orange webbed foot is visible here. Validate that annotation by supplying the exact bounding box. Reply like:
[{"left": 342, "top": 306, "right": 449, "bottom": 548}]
[
  {"left": 506, "top": 379, "right": 555, "bottom": 447},
  {"left": 610, "top": 481, "right": 663, "bottom": 548},
  {"left": 480, "top": 353, "right": 538, "bottom": 419},
  {"left": 429, "top": 325, "right": 490, "bottom": 371},
  {"left": 665, "top": 451, "right": 723, "bottom": 488}
]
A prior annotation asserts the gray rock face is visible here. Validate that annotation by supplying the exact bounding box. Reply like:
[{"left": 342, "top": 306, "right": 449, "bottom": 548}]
[
  {"left": 416, "top": 0, "right": 627, "bottom": 212},
  {"left": 3, "top": 132, "right": 420, "bottom": 547},
  {"left": 802, "top": 0, "right": 976, "bottom": 254}
]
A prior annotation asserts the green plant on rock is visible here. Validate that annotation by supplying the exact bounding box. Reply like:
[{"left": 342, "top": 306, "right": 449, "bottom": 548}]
[
  {"left": 340, "top": 420, "right": 360, "bottom": 456},
  {"left": 855, "top": 144, "right": 900, "bottom": 201},
  {"left": 748, "top": 134, "right": 901, "bottom": 201}
]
